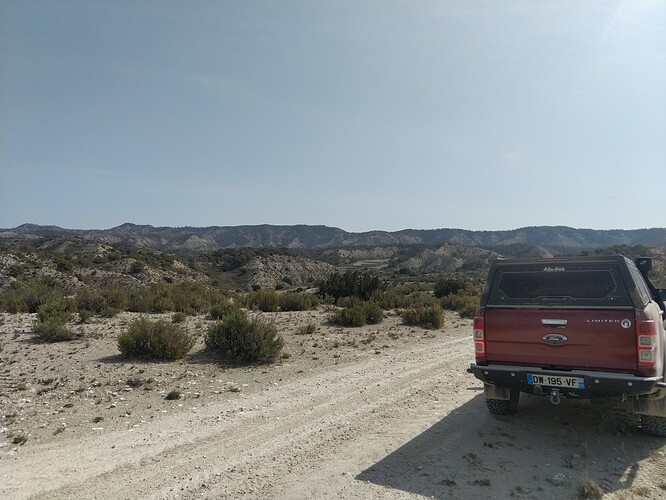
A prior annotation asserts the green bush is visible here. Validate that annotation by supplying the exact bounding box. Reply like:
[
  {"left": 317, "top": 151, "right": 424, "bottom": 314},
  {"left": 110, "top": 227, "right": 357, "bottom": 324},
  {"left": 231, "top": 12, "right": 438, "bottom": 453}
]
[
  {"left": 33, "top": 319, "right": 80, "bottom": 342},
  {"left": 401, "top": 306, "right": 445, "bottom": 329},
  {"left": 123, "top": 282, "right": 229, "bottom": 315},
  {"left": 170, "top": 282, "right": 213, "bottom": 314},
  {"left": 100, "top": 307, "right": 120, "bottom": 318},
  {"left": 330, "top": 306, "right": 366, "bottom": 327},
  {"left": 245, "top": 289, "right": 280, "bottom": 312},
  {"left": 209, "top": 302, "right": 240, "bottom": 319},
  {"left": 129, "top": 261, "right": 144, "bottom": 274},
  {"left": 76, "top": 289, "right": 108, "bottom": 314},
  {"left": 371, "top": 288, "right": 437, "bottom": 310},
  {"left": 37, "top": 299, "right": 74, "bottom": 324},
  {"left": 100, "top": 287, "right": 128, "bottom": 311},
  {"left": 172, "top": 312, "right": 187, "bottom": 323},
  {"left": 55, "top": 257, "right": 74, "bottom": 273},
  {"left": 336, "top": 296, "right": 364, "bottom": 309},
  {"left": 279, "top": 292, "right": 319, "bottom": 311},
  {"left": 205, "top": 310, "right": 283, "bottom": 363},
  {"left": 457, "top": 303, "right": 478, "bottom": 319},
  {"left": 363, "top": 302, "right": 384, "bottom": 325},
  {"left": 0, "top": 280, "right": 62, "bottom": 313},
  {"left": 434, "top": 278, "right": 470, "bottom": 298},
  {"left": 117, "top": 318, "right": 195, "bottom": 360},
  {"left": 439, "top": 292, "right": 480, "bottom": 319},
  {"left": 330, "top": 301, "right": 384, "bottom": 327},
  {"left": 318, "top": 271, "right": 382, "bottom": 302},
  {"left": 78, "top": 310, "right": 92, "bottom": 324}
]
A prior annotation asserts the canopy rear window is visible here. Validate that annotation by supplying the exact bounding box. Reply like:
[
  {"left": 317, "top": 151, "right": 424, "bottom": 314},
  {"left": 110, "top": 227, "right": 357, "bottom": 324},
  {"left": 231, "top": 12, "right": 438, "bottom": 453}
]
[{"left": 487, "top": 264, "right": 633, "bottom": 307}]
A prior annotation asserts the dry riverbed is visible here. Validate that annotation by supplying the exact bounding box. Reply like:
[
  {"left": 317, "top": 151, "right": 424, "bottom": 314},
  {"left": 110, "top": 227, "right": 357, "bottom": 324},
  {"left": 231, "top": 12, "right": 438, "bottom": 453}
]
[{"left": 1, "top": 309, "right": 666, "bottom": 499}]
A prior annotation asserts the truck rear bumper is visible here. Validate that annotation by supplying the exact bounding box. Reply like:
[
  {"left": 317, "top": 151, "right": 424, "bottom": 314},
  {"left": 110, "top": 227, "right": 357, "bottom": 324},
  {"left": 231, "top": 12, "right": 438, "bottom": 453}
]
[{"left": 468, "top": 363, "right": 664, "bottom": 399}]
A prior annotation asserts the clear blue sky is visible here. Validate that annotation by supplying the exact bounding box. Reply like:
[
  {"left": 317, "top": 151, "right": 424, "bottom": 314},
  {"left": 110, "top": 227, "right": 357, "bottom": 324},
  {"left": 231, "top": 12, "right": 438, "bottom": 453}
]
[{"left": 1, "top": 0, "right": 664, "bottom": 232}]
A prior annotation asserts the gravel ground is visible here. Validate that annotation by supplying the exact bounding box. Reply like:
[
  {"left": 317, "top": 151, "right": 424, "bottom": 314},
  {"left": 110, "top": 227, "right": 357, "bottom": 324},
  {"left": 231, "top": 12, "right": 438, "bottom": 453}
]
[{"left": 2, "top": 309, "right": 666, "bottom": 499}]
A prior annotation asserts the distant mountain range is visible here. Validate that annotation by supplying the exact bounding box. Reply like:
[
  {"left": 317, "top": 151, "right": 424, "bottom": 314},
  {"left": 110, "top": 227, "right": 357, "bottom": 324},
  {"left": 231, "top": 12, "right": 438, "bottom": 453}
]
[{"left": 1, "top": 223, "right": 665, "bottom": 253}]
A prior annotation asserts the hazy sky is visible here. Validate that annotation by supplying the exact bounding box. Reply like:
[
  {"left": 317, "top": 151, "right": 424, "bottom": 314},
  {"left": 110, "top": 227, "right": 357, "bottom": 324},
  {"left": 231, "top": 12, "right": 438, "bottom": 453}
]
[{"left": 1, "top": 0, "right": 664, "bottom": 232}]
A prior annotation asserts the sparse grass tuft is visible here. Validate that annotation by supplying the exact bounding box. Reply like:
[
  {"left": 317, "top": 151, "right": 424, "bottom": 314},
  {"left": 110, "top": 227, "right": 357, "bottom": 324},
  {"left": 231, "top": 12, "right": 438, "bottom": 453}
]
[
  {"left": 633, "top": 486, "right": 652, "bottom": 497},
  {"left": 126, "top": 377, "right": 144, "bottom": 388},
  {"left": 578, "top": 479, "right": 604, "bottom": 499},
  {"left": 297, "top": 322, "right": 318, "bottom": 335},
  {"left": 165, "top": 389, "right": 181, "bottom": 400},
  {"left": 172, "top": 312, "right": 187, "bottom": 323},
  {"left": 12, "top": 434, "right": 28, "bottom": 446}
]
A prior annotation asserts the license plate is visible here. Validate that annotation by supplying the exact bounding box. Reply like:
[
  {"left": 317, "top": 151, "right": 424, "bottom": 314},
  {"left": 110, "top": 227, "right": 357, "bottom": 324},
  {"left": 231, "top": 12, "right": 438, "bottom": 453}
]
[{"left": 527, "top": 374, "right": 585, "bottom": 389}]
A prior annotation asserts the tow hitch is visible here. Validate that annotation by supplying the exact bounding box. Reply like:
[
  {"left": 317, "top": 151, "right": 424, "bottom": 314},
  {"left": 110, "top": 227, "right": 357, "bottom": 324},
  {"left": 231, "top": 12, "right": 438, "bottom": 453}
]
[{"left": 550, "top": 389, "right": 562, "bottom": 405}]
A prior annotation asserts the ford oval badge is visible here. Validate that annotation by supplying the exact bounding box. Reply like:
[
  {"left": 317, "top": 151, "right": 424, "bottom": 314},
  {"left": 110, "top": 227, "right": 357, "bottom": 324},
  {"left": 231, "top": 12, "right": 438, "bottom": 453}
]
[{"left": 543, "top": 334, "right": 568, "bottom": 345}]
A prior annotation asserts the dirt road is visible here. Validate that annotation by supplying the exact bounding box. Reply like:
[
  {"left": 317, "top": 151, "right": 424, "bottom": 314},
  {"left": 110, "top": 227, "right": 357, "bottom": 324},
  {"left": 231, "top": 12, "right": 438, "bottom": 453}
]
[{"left": 2, "top": 310, "right": 666, "bottom": 499}]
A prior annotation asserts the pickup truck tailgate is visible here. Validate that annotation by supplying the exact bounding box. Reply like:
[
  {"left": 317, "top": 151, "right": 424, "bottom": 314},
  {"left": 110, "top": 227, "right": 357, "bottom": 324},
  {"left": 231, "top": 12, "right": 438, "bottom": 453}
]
[{"left": 485, "top": 308, "right": 637, "bottom": 371}]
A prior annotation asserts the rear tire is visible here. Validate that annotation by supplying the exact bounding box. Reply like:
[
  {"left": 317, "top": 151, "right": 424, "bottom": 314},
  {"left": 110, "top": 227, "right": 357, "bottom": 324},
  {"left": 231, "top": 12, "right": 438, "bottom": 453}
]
[
  {"left": 641, "top": 415, "right": 666, "bottom": 437},
  {"left": 486, "top": 389, "right": 520, "bottom": 415}
]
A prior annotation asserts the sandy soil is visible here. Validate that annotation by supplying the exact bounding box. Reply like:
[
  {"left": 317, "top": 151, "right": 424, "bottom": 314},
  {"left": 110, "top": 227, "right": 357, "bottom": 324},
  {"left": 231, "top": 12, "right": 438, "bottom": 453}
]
[{"left": 2, "top": 309, "right": 666, "bottom": 500}]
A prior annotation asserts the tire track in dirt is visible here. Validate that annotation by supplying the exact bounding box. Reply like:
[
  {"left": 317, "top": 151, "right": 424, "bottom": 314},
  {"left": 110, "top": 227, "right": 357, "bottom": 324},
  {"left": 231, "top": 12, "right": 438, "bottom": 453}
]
[{"left": 15, "top": 334, "right": 472, "bottom": 499}]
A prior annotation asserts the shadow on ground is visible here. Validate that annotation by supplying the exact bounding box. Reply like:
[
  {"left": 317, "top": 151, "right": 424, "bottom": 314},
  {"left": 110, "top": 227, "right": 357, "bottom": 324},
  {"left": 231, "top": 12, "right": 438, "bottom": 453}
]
[{"left": 357, "top": 393, "right": 666, "bottom": 499}]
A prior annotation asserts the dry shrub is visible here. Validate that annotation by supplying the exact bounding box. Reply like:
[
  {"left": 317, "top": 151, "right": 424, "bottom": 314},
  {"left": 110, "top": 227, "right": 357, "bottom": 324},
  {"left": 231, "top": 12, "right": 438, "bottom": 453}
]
[
  {"left": 118, "top": 318, "right": 195, "bottom": 360},
  {"left": 33, "top": 319, "right": 81, "bottom": 342},
  {"left": 205, "top": 310, "right": 283, "bottom": 363},
  {"left": 401, "top": 306, "right": 445, "bottom": 329}
]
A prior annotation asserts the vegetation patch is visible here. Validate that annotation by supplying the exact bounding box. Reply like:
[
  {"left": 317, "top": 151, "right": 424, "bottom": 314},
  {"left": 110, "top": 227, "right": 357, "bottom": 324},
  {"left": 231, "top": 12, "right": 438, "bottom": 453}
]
[
  {"left": 205, "top": 310, "right": 284, "bottom": 363},
  {"left": 245, "top": 289, "right": 280, "bottom": 312},
  {"left": 297, "top": 322, "right": 318, "bottom": 335},
  {"left": 165, "top": 389, "right": 182, "bottom": 400},
  {"left": 117, "top": 318, "right": 195, "bottom": 360},
  {"left": 577, "top": 479, "right": 604, "bottom": 499},
  {"left": 33, "top": 319, "right": 80, "bottom": 342},
  {"left": 279, "top": 292, "right": 319, "bottom": 311},
  {"left": 401, "top": 306, "right": 445, "bottom": 329},
  {"left": 318, "top": 271, "right": 382, "bottom": 302},
  {"left": 330, "top": 301, "right": 384, "bottom": 327},
  {"left": 439, "top": 291, "right": 479, "bottom": 319}
]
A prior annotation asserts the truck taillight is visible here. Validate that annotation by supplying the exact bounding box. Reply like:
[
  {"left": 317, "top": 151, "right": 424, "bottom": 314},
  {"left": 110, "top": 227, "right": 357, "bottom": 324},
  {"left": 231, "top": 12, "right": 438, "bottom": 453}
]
[
  {"left": 473, "top": 314, "right": 486, "bottom": 362},
  {"left": 637, "top": 319, "right": 657, "bottom": 368}
]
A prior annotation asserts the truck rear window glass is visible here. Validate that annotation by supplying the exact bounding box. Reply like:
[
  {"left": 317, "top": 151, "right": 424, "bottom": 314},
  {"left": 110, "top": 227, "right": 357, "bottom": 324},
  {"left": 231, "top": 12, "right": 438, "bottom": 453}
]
[{"left": 488, "top": 267, "right": 633, "bottom": 307}]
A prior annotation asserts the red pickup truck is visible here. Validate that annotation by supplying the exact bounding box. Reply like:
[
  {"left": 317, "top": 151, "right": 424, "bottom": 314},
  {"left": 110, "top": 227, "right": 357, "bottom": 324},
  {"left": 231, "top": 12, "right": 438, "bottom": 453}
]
[{"left": 468, "top": 255, "right": 666, "bottom": 436}]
